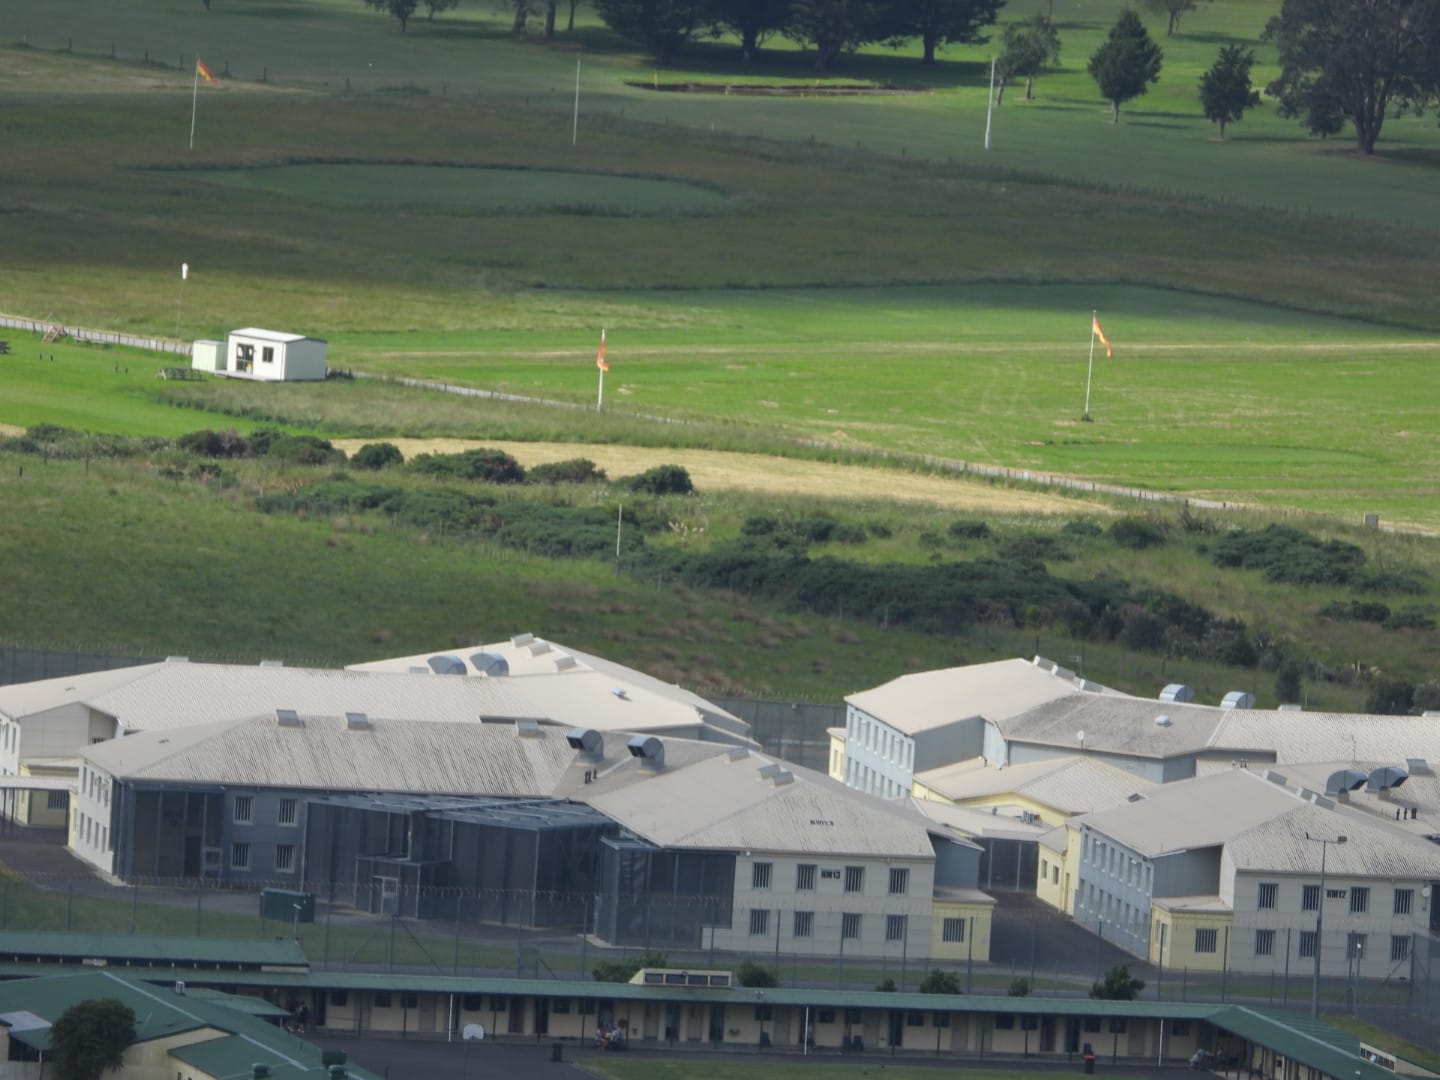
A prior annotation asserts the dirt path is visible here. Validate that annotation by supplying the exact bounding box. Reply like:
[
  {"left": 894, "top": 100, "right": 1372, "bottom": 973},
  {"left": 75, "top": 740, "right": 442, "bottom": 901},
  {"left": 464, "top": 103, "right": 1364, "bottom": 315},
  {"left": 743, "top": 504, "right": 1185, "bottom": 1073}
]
[{"left": 331, "top": 437, "right": 1095, "bottom": 515}]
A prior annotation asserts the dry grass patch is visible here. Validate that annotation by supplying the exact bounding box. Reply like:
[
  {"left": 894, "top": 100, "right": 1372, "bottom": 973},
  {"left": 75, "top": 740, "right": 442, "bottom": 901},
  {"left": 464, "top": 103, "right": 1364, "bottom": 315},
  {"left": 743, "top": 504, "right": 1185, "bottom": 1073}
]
[{"left": 332, "top": 438, "right": 1098, "bottom": 516}]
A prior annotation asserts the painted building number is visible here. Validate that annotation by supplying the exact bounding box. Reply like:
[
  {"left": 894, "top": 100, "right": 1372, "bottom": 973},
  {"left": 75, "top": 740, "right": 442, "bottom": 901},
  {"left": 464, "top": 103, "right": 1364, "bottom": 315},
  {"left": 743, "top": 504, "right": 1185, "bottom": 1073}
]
[{"left": 820, "top": 869, "right": 842, "bottom": 880}]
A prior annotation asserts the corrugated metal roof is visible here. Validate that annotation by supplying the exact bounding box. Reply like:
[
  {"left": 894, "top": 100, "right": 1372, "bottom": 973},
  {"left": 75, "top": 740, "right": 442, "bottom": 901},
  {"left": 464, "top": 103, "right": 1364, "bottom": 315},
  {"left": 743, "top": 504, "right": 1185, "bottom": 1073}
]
[
  {"left": 82, "top": 713, "right": 577, "bottom": 796},
  {"left": 0, "top": 930, "right": 305, "bottom": 966},
  {"left": 905, "top": 797, "right": 1047, "bottom": 842},
  {"left": 917, "top": 755, "right": 1156, "bottom": 815},
  {"left": 0, "top": 662, "right": 166, "bottom": 720},
  {"left": 584, "top": 752, "right": 936, "bottom": 857},
  {"left": 1075, "top": 770, "right": 1306, "bottom": 856},
  {"left": 846, "top": 658, "right": 1102, "bottom": 736},
  {"left": 999, "top": 695, "right": 1228, "bottom": 759},
  {"left": 1209, "top": 709, "right": 1440, "bottom": 766},
  {"left": 1226, "top": 802, "right": 1440, "bottom": 878}
]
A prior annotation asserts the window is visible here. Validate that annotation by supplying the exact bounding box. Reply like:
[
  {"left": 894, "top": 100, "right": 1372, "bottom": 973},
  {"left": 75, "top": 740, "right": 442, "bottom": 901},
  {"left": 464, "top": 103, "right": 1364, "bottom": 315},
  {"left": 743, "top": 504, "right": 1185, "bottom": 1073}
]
[
  {"left": 1350, "top": 886, "right": 1370, "bottom": 914},
  {"left": 552, "top": 999, "right": 571, "bottom": 1014},
  {"left": 889, "top": 867, "right": 909, "bottom": 895},
  {"left": 230, "top": 841, "right": 251, "bottom": 870},
  {"left": 752, "top": 862, "right": 773, "bottom": 889},
  {"left": 1041, "top": 858, "right": 1049, "bottom": 879},
  {"left": 906, "top": 1011, "right": 925, "bottom": 1027},
  {"left": 330, "top": 991, "right": 349, "bottom": 1007},
  {"left": 1109, "top": 1019, "right": 1128, "bottom": 1034},
  {"left": 749, "top": 908, "right": 770, "bottom": 936},
  {"left": 1347, "top": 932, "right": 1367, "bottom": 960},
  {"left": 796, "top": 864, "right": 817, "bottom": 891},
  {"left": 1302, "top": 884, "right": 1320, "bottom": 911},
  {"left": 1021, "top": 1015, "right": 1039, "bottom": 1031},
  {"left": 275, "top": 844, "right": 295, "bottom": 872},
  {"left": 1391, "top": 936, "right": 1411, "bottom": 963},
  {"left": 934, "top": 1012, "right": 953, "bottom": 1029},
  {"left": 844, "top": 866, "right": 865, "bottom": 893},
  {"left": 461, "top": 994, "right": 483, "bottom": 1011},
  {"left": 841, "top": 913, "right": 862, "bottom": 940},
  {"left": 490, "top": 996, "right": 508, "bottom": 1012},
  {"left": 1172, "top": 1021, "right": 1191, "bottom": 1037},
  {"left": 754, "top": 1004, "right": 773, "bottom": 1021},
  {"left": 1054, "top": 865, "right": 1060, "bottom": 885},
  {"left": 1255, "top": 929, "right": 1275, "bottom": 957},
  {"left": 234, "top": 795, "right": 253, "bottom": 824},
  {"left": 1257, "top": 882, "right": 1278, "bottom": 910},
  {"left": 942, "top": 918, "right": 965, "bottom": 943},
  {"left": 886, "top": 914, "right": 908, "bottom": 942},
  {"left": 1394, "top": 888, "right": 1414, "bottom": 916},
  {"left": 793, "top": 911, "right": 814, "bottom": 939},
  {"left": 1298, "top": 931, "right": 1318, "bottom": 959},
  {"left": 1195, "top": 928, "right": 1218, "bottom": 954},
  {"left": 818, "top": 1010, "right": 837, "bottom": 1024},
  {"left": 1083, "top": 1018, "right": 1102, "bottom": 1033},
  {"left": 374, "top": 992, "right": 392, "bottom": 1008},
  {"left": 278, "top": 798, "right": 298, "bottom": 826},
  {"left": 400, "top": 992, "right": 418, "bottom": 1009},
  {"left": 262, "top": 346, "right": 275, "bottom": 364},
  {"left": 995, "top": 1015, "right": 1016, "bottom": 1030},
  {"left": 47, "top": 791, "right": 67, "bottom": 810}
]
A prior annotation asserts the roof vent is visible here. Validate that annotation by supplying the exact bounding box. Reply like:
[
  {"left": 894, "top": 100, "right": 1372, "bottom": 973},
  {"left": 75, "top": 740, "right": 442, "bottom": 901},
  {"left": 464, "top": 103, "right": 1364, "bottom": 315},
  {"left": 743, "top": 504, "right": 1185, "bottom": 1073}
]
[
  {"left": 566, "top": 727, "right": 604, "bottom": 761},
  {"left": 174, "top": 979, "right": 186, "bottom": 994},
  {"left": 771, "top": 769, "right": 795, "bottom": 787},
  {"left": 1126, "top": 792, "right": 1146, "bottom": 803},
  {"left": 1159, "top": 683, "right": 1194, "bottom": 703},
  {"left": 627, "top": 735, "right": 665, "bottom": 770},
  {"left": 757, "top": 762, "right": 784, "bottom": 780},
  {"left": 1053, "top": 666, "right": 1076, "bottom": 681},
  {"left": 1367, "top": 766, "right": 1409, "bottom": 793},
  {"left": 611, "top": 687, "right": 629, "bottom": 700},
  {"left": 1277, "top": 703, "right": 1303, "bottom": 712},
  {"left": 165, "top": 656, "right": 190, "bottom": 663},
  {"left": 1076, "top": 679, "right": 1103, "bottom": 692},
  {"left": 1262, "top": 770, "right": 1288, "bottom": 786},
  {"left": 1154, "top": 715, "right": 1172, "bottom": 727},
  {"left": 515, "top": 719, "right": 543, "bottom": 738},
  {"left": 726, "top": 747, "right": 750, "bottom": 763},
  {"left": 275, "top": 709, "right": 302, "bottom": 728},
  {"left": 427, "top": 654, "right": 467, "bottom": 676},
  {"left": 470, "top": 652, "right": 510, "bottom": 677},
  {"left": 528, "top": 640, "right": 551, "bottom": 656},
  {"left": 554, "top": 655, "right": 578, "bottom": 671},
  {"left": 407, "top": 666, "right": 430, "bottom": 675},
  {"left": 1312, "top": 794, "right": 1335, "bottom": 810},
  {"left": 511, "top": 633, "right": 534, "bottom": 647},
  {"left": 259, "top": 659, "right": 285, "bottom": 668},
  {"left": 1220, "top": 691, "right": 1256, "bottom": 710},
  {"left": 345, "top": 712, "right": 371, "bottom": 731},
  {"left": 1032, "top": 656, "right": 1057, "bottom": 673},
  {"left": 252, "top": 1066, "right": 272, "bottom": 1080},
  {"left": 1406, "top": 758, "right": 1434, "bottom": 777},
  {"left": 1325, "top": 768, "right": 1368, "bottom": 795}
]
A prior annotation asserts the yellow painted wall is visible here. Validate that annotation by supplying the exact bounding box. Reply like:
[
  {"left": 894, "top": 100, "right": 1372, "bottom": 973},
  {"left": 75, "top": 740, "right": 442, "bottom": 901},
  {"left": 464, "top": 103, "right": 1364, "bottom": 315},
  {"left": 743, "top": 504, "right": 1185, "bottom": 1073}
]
[
  {"left": 1037, "top": 846, "right": 1067, "bottom": 911},
  {"left": 929, "top": 899, "right": 992, "bottom": 962},
  {"left": 828, "top": 730, "right": 846, "bottom": 782},
  {"left": 1150, "top": 908, "right": 1232, "bottom": 972}
]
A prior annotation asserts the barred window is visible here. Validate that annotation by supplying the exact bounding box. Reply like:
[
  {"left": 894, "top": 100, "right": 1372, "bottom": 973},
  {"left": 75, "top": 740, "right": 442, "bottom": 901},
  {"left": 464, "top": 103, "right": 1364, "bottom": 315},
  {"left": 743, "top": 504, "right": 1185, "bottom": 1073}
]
[
  {"left": 1255, "top": 929, "right": 1275, "bottom": 957},
  {"left": 844, "top": 866, "right": 865, "bottom": 893},
  {"left": 1350, "top": 887, "right": 1370, "bottom": 914},
  {"left": 889, "top": 867, "right": 909, "bottom": 895},
  {"left": 749, "top": 908, "right": 769, "bottom": 936},
  {"left": 1394, "top": 889, "right": 1414, "bottom": 916},
  {"left": 1391, "top": 936, "right": 1411, "bottom": 963},
  {"left": 752, "top": 862, "right": 772, "bottom": 889},
  {"left": 1299, "top": 931, "right": 1317, "bottom": 958},
  {"left": 796, "top": 864, "right": 817, "bottom": 891},
  {"left": 1301, "top": 885, "right": 1319, "bottom": 911},
  {"left": 230, "top": 841, "right": 250, "bottom": 870},
  {"left": 278, "top": 798, "right": 298, "bottom": 826},
  {"left": 1257, "top": 882, "right": 1278, "bottom": 910},
  {"left": 885, "top": 914, "right": 908, "bottom": 942},
  {"left": 1195, "top": 928, "right": 1218, "bottom": 954},
  {"left": 233, "top": 795, "right": 253, "bottom": 824},
  {"left": 942, "top": 918, "right": 965, "bottom": 943},
  {"left": 841, "top": 912, "right": 862, "bottom": 939},
  {"left": 275, "top": 844, "right": 295, "bottom": 872},
  {"left": 793, "top": 911, "right": 814, "bottom": 938},
  {"left": 47, "top": 791, "right": 68, "bottom": 810}
]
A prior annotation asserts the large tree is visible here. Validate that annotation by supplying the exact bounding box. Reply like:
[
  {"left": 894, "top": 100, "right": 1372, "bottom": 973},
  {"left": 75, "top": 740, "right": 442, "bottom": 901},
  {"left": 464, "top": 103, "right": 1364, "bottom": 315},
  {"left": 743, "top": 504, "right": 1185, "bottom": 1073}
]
[
  {"left": 785, "top": 0, "right": 885, "bottom": 72},
  {"left": 1264, "top": 0, "right": 1440, "bottom": 155},
  {"left": 885, "top": 0, "right": 1004, "bottom": 67},
  {"left": 1143, "top": 0, "right": 1207, "bottom": 37},
  {"left": 1198, "top": 44, "right": 1260, "bottom": 139},
  {"left": 594, "top": 0, "right": 710, "bottom": 58},
  {"left": 50, "top": 999, "right": 136, "bottom": 1080},
  {"left": 996, "top": 13, "right": 1061, "bottom": 103},
  {"left": 710, "top": 0, "right": 794, "bottom": 61},
  {"left": 1087, "top": 9, "right": 1164, "bottom": 122},
  {"left": 363, "top": 0, "right": 420, "bottom": 32}
]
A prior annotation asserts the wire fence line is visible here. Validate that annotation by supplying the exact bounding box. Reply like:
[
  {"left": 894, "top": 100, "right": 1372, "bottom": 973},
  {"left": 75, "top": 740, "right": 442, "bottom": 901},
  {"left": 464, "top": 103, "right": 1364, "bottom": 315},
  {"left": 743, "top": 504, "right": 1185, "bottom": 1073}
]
[{"left": 0, "top": 313, "right": 188, "bottom": 356}]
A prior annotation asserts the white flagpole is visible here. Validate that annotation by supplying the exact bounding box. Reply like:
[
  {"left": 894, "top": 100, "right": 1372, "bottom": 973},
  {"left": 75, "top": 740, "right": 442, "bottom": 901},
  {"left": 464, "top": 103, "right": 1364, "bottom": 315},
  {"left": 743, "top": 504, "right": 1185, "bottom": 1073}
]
[
  {"left": 596, "top": 328, "right": 606, "bottom": 413},
  {"left": 1083, "top": 309, "right": 1097, "bottom": 421},
  {"left": 984, "top": 57, "right": 995, "bottom": 150},
  {"left": 615, "top": 504, "right": 623, "bottom": 559},
  {"left": 572, "top": 57, "right": 581, "bottom": 147},
  {"left": 189, "top": 60, "right": 199, "bottom": 150},
  {"left": 176, "top": 262, "right": 189, "bottom": 338}
]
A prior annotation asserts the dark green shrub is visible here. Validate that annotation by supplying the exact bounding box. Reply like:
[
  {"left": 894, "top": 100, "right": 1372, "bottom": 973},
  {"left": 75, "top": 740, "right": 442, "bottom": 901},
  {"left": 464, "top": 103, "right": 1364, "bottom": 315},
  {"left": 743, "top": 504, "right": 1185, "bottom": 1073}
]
[
  {"left": 1109, "top": 516, "right": 1166, "bottom": 550},
  {"left": 1384, "top": 609, "right": 1437, "bottom": 632},
  {"left": 624, "top": 464, "right": 693, "bottom": 495},
  {"left": 1091, "top": 964, "right": 1144, "bottom": 1000},
  {"left": 919, "top": 969, "right": 962, "bottom": 994},
  {"left": 875, "top": 978, "right": 897, "bottom": 992},
  {"left": 527, "top": 458, "right": 606, "bottom": 484},
  {"left": 592, "top": 951, "right": 667, "bottom": 983},
  {"left": 866, "top": 522, "right": 893, "bottom": 539},
  {"left": 735, "top": 960, "right": 779, "bottom": 988},
  {"left": 1353, "top": 568, "right": 1429, "bottom": 595},
  {"left": 1319, "top": 600, "right": 1390, "bottom": 623},
  {"left": 411, "top": 448, "right": 525, "bottom": 484},
  {"left": 998, "top": 534, "right": 1073, "bottom": 562},
  {"left": 1275, "top": 662, "right": 1303, "bottom": 703},
  {"left": 26, "top": 423, "right": 69, "bottom": 443},
  {"left": 1365, "top": 678, "right": 1414, "bottom": 715},
  {"left": 741, "top": 516, "right": 779, "bottom": 536},
  {"left": 352, "top": 442, "right": 404, "bottom": 470},
  {"left": 948, "top": 518, "right": 991, "bottom": 540},
  {"left": 268, "top": 434, "right": 345, "bottom": 466},
  {"left": 830, "top": 523, "right": 868, "bottom": 544},
  {"left": 177, "top": 429, "right": 251, "bottom": 459},
  {"left": 1212, "top": 525, "right": 1365, "bottom": 585},
  {"left": 798, "top": 517, "right": 836, "bottom": 543},
  {"left": 248, "top": 427, "right": 285, "bottom": 456},
  {"left": 1062, "top": 519, "right": 1104, "bottom": 538}
]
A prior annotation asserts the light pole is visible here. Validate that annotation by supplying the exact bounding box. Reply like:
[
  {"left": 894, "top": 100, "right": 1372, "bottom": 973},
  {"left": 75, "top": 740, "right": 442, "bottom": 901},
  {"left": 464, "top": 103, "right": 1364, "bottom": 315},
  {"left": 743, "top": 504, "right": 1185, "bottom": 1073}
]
[
  {"left": 291, "top": 902, "right": 302, "bottom": 942},
  {"left": 1306, "top": 832, "right": 1346, "bottom": 1018}
]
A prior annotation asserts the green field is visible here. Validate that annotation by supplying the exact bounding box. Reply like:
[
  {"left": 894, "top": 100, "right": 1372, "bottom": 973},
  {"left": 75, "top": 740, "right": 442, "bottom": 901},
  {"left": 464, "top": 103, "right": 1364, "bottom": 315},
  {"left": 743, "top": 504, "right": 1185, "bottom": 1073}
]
[{"left": 4, "top": 0, "right": 1440, "bottom": 700}]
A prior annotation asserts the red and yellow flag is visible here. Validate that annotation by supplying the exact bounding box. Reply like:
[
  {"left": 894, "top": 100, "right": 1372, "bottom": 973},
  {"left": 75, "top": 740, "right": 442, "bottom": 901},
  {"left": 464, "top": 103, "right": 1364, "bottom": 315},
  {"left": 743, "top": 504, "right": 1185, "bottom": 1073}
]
[
  {"left": 1092, "top": 317, "right": 1112, "bottom": 358},
  {"left": 196, "top": 58, "right": 216, "bottom": 84},
  {"left": 595, "top": 329, "right": 609, "bottom": 372}
]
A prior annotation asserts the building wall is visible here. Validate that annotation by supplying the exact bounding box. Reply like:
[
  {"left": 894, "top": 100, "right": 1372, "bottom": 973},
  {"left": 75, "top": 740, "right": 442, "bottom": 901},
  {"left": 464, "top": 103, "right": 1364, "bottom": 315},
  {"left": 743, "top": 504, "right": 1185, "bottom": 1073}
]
[
  {"left": 828, "top": 730, "right": 846, "bottom": 782},
  {"left": 928, "top": 898, "right": 993, "bottom": 962},
  {"left": 1075, "top": 827, "right": 1156, "bottom": 959},
  {"left": 842, "top": 706, "right": 915, "bottom": 799},
  {"left": 281, "top": 338, "right": 328, "bottom": 380},
  {"left": 913, "top": 719, "right": 983, "bottom": 774},
  {"left": 1150, "top": 907, "right": 1233, "bottom": 972},
  {"left": 715, "top": 851, "right": 936, "bottom": 959},
  {"left": 72, "top": 761, "right": 116, "bottom": 875},
  {"left": 1037, "top": 846, "right": 1067, "bottom": 911}
]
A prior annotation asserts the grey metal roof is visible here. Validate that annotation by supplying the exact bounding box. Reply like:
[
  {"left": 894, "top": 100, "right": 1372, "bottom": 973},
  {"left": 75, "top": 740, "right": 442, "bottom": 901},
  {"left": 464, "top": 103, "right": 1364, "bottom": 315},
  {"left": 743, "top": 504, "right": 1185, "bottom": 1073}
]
[
  {"left": 846, "top": 657, "right": 1105, "bottom": 736},
  {"left": 998, "top": 694, "right": 1229, "bottom": 760},
  {"left": 311, "top": 793, "right": 611, "bottom": 831},
  {"left": 905, "top": 797, "right": 1048, "bottom": 843},
  {"left": 1208, "top": 708, "right": 1440, "bottom": 765},
  {"left": 583, "top": 751, "right": 937, "bottom": 858},
  {"left": 916, "top": 755, "right": 1156, "bottom": 815},
  {"left": 1226, "top": 801, "right": 1440, "bottom": 879},
  {"left": 0, "top": 662, "right": 167, "bottom": 720},
  {"left": 81, "top": 713, "right": 577, "bottom": 797}
]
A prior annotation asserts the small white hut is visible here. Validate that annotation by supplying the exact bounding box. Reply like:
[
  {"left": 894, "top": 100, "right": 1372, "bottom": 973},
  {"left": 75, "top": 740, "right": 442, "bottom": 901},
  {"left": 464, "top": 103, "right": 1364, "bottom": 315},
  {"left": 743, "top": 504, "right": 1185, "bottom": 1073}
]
[{"left": 223, "top": 328, "right": 328, "bottom": 381}]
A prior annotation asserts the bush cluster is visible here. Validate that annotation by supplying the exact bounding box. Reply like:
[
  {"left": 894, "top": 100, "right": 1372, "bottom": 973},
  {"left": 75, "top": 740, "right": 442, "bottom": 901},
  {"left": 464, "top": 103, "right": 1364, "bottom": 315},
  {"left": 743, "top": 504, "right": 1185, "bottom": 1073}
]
[
  {"left": 0, "top": 425, "right": 166, "bottom": 460},
  {"left": 1212, "top": 524, "right": 1365, "bottom": 585}
]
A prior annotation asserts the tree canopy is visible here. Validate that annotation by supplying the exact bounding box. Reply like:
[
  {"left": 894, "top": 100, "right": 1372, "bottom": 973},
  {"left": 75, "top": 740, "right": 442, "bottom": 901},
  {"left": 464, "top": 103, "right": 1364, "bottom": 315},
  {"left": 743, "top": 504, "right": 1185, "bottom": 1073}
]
[
  {"left": 885, "top": 0, "right": 1004, "bottom": 66},
  {"left": 1143, "top": 0, "right": 1207, "bottom": 37},
  {"left": 785, "top": 0, "right": 886, "bottom": 72},
  {"left": 1090, "top": 964, "right": 1146, "bottom": 1000},
  {"left": 594, "top": 0, "right": 711, "bottom": 58},
  {"left": 919, "top": 968, "right": 962, "bottom": 994},
  {"left": 1264, "top": 0, "right": 1440, "bottom": 155},
  {"left": 1198, "top": 44, "right": 1260, "bottom": 139},
  {"left": 363, "top": 0, "right": 420, "bottom": 32},
  {"left": 710, "top": 0, "right": 794, "bottom": 60},
  {"left": 51, "top": 998, "right": 136, "bottom": 1080},
  {"left": 997, "top": 13, "right": 1061, "bottom": 102},
  {"left": 1087, "top": 10, "right": 1164, "bottom": 122}
]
